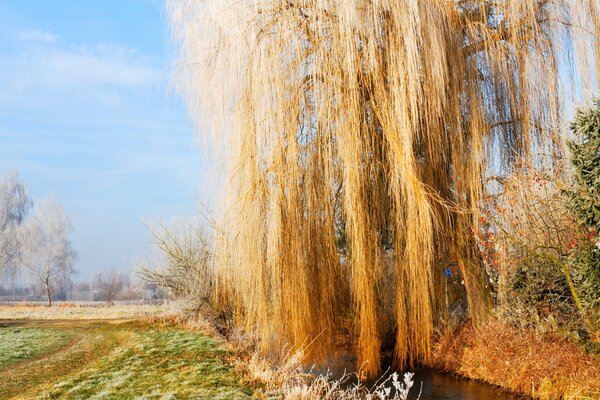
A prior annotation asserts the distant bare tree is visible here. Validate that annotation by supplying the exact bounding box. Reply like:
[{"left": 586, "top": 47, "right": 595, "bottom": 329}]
[
  {"left": 20, "top": 197, "right": 76, "bottom": 306},
  {"left": 0, "top": 171, "right": 31, "bottom": 298},
  {"left": 92, "top": 270, "right": 127, "bottom": 305}
]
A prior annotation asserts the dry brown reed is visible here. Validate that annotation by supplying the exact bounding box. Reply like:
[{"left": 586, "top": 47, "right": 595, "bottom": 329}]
[
  {"left": 169, "top": 0, "right": 600, "bottom": 377},
  {"left": 142, "top": 311, "right": 223, "bottom": 338},
  {"left": 234, "top": 339, "right": 419, "bottom": 400},
  {"left": 432, "top": 321, "right": 600, "bottom": 399}
]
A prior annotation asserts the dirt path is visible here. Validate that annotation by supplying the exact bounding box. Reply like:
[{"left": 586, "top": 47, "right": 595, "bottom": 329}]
[{"left": 0, "top": 320, "right": 127, "bottom": 399}]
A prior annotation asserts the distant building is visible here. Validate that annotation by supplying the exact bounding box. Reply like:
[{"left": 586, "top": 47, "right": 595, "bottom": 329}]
[{"left": 142, "top": 282, "right": 163, "bottom": 301}]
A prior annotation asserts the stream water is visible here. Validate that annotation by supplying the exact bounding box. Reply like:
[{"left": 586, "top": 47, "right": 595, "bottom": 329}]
[
  {"left": 321, "top": 355, "right": 529, "bottom": 400},
  {"left": 401, "top": 368, "right": 528, "bottom": 400}
]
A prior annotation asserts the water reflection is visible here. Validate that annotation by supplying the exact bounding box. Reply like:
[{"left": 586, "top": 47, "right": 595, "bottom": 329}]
[
  {"left": 408, "top": 368, "right": 528, "bottom": 400},
  {"left": 320, "top": 355, "right": 529, "bottom": 400}
]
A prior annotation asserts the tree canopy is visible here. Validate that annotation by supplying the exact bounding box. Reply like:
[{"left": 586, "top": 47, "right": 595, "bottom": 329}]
[{"left": 170, "top": 0, "right": 600, "bottom": 376}]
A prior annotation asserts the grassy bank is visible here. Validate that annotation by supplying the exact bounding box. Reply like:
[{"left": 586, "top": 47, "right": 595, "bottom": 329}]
[
  {"left": 431, "top": 321, "right": 600, "bottom": 399},
  {"left": 0, "top": 318, "right": 253, "bottom": 399}
]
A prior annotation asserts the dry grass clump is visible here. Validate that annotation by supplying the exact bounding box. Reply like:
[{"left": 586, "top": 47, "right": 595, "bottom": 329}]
[
  {"left": 277, "top": 371, "right": 419, "bottom": 400},
  {"left": 236, "top": 346, "right": 419, "bottom": 400},
  {"left": 141, "top": 310, "right": 223, "bottom": 338},
  {"left": 432, "top": 321, "right": 600, "bottom": 399},
  {"left": 170, "top": 0, "right": 600, "bottom": 378}
]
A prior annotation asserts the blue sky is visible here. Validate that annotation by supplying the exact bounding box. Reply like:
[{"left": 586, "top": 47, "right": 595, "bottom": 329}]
[{"left": 0, "top": 1, "right": 206, "bottom": 280}]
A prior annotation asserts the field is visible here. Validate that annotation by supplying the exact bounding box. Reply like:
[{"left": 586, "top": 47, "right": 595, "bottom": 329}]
[
  {"left": 0, "top": 305, "right": 253, "bottom": 399},
  {"left": 0, "top": 303, "right": 168, "bottom": 320}
]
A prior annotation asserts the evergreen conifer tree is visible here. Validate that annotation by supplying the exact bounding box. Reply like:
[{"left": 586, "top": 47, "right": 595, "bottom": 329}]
[{"left": 566, "top": 101, "right": 600, "bottom": 335}]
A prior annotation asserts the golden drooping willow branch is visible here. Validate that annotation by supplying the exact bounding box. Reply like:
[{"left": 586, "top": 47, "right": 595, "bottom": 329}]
[{"left": 169, "top": 0, "right": 599, "bottom": 377}]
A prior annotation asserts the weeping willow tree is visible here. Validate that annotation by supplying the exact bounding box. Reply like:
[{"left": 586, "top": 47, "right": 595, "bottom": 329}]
[{"left": 169, "top": 0, "right": 600, "bottom": 377}]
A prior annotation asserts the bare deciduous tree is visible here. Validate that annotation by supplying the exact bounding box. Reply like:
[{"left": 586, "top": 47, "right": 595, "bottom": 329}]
[
  {"left": 0, "top": 171, "right": 31, "bottom": 297},
  {"left": 20, "top": 197, "right": 76, "bottom": 306},
  {"left": 93, "top": 270, "right": 127, "bottom": 305}
]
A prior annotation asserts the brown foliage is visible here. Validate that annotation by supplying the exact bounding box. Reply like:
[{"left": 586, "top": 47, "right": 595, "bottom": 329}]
[{"left": 432, "top": 321, "right": 600, "bottom": 399}]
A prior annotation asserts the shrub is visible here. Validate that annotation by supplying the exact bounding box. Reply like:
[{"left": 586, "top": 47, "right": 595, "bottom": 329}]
[
  {"left": 477, "top": 162, "right": 585, "bottom": 335},
  {"left": 139, "top": 223, "right": 214, "bottom": 312},
  {"left": 476, "top": 101, "right": 600, "bottom": 341}
]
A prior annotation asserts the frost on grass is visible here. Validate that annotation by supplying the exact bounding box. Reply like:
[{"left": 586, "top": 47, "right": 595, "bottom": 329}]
[
  {"left": 277, "top": 369, "right": 420, "bottom": 400},
  {"left": 35, "top": 325, "right": 252, "bottom": 399},
  {"left": 0, "top": 327, "right": 73, "bottom": 368}
]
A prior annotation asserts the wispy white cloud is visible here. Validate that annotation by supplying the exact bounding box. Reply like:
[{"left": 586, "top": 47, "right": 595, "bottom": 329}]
[
  {"left": 18, "top": 30, "right": 58, "bottom": 43},
  {"left": 0, "top": 3, "right": 198, "bottom": 280},
  {"left": 0, "top": 42, "right": 161, "bottom": 91}
]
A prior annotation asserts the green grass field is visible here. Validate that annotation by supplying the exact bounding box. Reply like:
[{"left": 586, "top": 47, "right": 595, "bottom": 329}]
[
  {"left": 0, "top": 318, "right": 253, "bottom": 399},
  {"left": 0, "top": 326, "right": 74, "bottom": 369}
]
